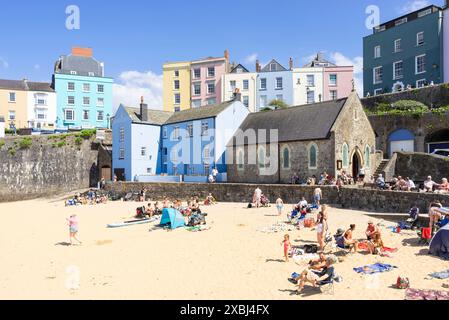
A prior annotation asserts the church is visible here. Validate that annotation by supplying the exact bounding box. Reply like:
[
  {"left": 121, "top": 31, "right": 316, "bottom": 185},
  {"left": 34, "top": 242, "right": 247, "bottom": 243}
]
[{"left": 226, "top": 91, "right": 378, "bottom": 184}]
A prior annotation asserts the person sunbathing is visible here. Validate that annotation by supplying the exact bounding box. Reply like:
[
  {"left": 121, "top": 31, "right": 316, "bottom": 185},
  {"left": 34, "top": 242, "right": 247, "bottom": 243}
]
[
  {"left": 344, "top": 224, "right": 358, "bottom": 253},
  {"left": 365, "top": 221, "right": 380, "bottom": 240},
  {"left": 366, "top": 232, "right": 384, "bottom": 255},
  {"left": 295, "top": 256, "right": 337, "bottom": 294}
]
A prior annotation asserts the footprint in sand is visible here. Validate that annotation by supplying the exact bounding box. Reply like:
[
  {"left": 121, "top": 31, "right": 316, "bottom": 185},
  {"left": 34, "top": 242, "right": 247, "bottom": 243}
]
[{"left": 95, "top": 240, "right": 113, "bottom": 246}]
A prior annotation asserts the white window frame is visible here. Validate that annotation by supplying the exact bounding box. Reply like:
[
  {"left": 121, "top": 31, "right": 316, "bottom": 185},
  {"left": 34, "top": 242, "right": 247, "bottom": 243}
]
[
  {"left": 174, "top": 93, "right": 181, "bottom": 105},
  {"left": 417, "top": 32, "right": 425, "bottom": 46},
  {"left": 329, "top": 74, "right": 337, "bottom": 86},
  {"left": 193, "top": 83, "right": 201, "bottom": 96},
  {"left": 242, "top": 96, "right": 249, "bottom": 108},
  {"left": 97, "top": 98, "right": 104, "bottom": 107},
  {"left": 65, "top": 109, "right": 75, "bottom": 121},
  {"left": 67, "top": 96, "right": 75, "bottom": 105},
  {"left": 373, "top": 66, "right": 383, "bottom": 84},
  {"left": 174, "top": 80, "right": 180, "bottom": 90},
  {"left": 70, "top": 71, "right": 77, "bottom": 75},
  {"left": 67, "top": 82, "right": 75, "bottom": 91},
  {"left": 307, "top": 75, "right": 315, "bottom": 87},
  {"left": 275, "top": 77, "right": 283, "bottom": 90},
  {"left": 83, "top": 96, "right": 90, "bottom": 106},
  {"left": 330, "top": 90, "right": 338, "bottom": 100},
  {"left": 174, "top": 70, "right": 179, "bottom": 78},
  {"left": 243, "top": 79, "right": 249, "bottom": 90},
  {"left": 393, "top": 61, "right": 403, "bottom": 80},
  {"left": 207, "top": 82, "right": 215, "bottom": 94},
  {"left": 8, "top": 110, "right": 16, "bottom": 120},
  {"left": 193, "top": 69, "right": 201, "bottom": 79},
  {"left": 394, "top": 39, "right": 402, "bottom": 53},
  {"left": 82, "top": 110, "right": 90, "bottom": 121},
  {"left": 141, "top": 147, "right": 146, "bottom": 157},
  {"left": 83, "top": 83, "right": 90, "bottom": 92},
  {"left": 416, "top": 79, "right": 427, "bottom": 88},
  {"left": 97, "top": 84, "right": 104, "bottom": 93},
  {"left": 260, "top": 95, "right": 267, "bottom": 108},
  {"left": 207, "top": 67, "right": 215, "bottom": 78},
  {"left": 119, "top": 148, "right": 125, "bottom": 160},
  {"left": 260, "top": 78, "right": 267, "bottom": 90},
  {"left": 97, "top": 111, "right": 104, "bottom": 121},
  {"left": 374, "top": 45, "right": 381, "bottom": 58},
  {"left": 418, "top": 9, "right": 432, "bottom": 17},
  {"left": 374, "top": 88, "right": 383, "bottom": 96},
  {"left": 415, "top": 54, "right": 426, "bottom": 74},
  {"left": 119, "top": 127, "right": 125, "bottom": 142},
  {"left": 395, "top": 17, "right": 407, "bottom": 26},
  {"left": 201, "top": 121, "right": 209, "bottom": 136},
  {"left": 230, "top": 80, "right": 236, "bottom": 92}
]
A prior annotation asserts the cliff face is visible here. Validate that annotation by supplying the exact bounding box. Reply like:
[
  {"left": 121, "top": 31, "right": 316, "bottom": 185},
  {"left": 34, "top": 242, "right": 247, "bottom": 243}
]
[{"left": 0, "top": 135, "right": 100, "bottom": 202}]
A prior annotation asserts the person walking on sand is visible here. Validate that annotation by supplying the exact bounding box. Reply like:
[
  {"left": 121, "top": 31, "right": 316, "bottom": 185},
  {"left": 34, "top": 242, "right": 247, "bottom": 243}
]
[
  {"left": 316, "top": 215, "right": 325, "bottom": 251},
  {"left": 313, "top": 187, "right": 322, "bottom": 206},
  {"left": 67, "top": 214, "right": 82, "bottom": 245},
  {"left": 254, "top": 187, "right": 262, "bottom": 208},
  {"left": 281, "top": 234, "right": 292, "bottom": 262},
  {"left": 276, "top": 197, "right": 284, "bottom": 216}
]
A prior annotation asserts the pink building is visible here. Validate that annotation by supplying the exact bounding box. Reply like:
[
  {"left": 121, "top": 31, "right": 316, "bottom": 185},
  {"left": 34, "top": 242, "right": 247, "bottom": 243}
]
[
  {"left": 323, "top": 66, "right": 354, "bottom": 101},
  {"left": 191, "top": 51, "right": 229, "bottom": 108}
]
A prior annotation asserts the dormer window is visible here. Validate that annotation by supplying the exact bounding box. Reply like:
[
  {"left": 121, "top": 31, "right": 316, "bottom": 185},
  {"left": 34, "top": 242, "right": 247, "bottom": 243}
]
[
  {"left": 395, "top": 17, "right": 407, "bottom": 26},
  {"left": 70, "top": 71, "right": 77, "bottom": 75},
  {"left": 270, "top": 63, "right": 276, "bottom": 71},
  {"left": 418, "top": 8, "right": 432, "bottom": 18},
  {"left": 88, "top": 72, "right": 95, "bottom": 77}
]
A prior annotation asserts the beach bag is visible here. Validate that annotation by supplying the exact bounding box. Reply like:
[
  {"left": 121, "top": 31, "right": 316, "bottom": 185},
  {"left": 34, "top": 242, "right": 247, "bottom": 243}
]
[
  {"left": 304, "top": 244, "right": 318, "bottom": 254},
  {"left": 247, "top": 203, "right": 253, "bottom": 209},
  {"left": 396, "top": 277, "right": 410, "bottom": 289}
]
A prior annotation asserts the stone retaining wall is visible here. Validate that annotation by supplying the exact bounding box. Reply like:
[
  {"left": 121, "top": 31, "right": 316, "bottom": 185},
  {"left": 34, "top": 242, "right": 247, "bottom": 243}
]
[{"left": 105, "top": 182, "right": 449, "bottom": 213}]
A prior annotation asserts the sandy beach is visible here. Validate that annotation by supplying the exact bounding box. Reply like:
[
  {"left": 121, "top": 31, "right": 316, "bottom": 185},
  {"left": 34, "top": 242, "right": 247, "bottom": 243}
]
[{"left": 0, "top": 196, "right": 447, "bottom": 300}]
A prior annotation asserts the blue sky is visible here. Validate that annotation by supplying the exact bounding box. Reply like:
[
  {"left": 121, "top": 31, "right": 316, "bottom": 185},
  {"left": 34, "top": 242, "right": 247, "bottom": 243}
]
[{"left": 0, "top": 0, "right": 446, "bottom": 108}]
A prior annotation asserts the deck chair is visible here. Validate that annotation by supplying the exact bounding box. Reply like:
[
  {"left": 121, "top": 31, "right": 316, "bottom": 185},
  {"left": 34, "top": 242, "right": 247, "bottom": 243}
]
[
  {"left": 334, "top": 235, "right": 354, "bottom": 254},
  {"left": 318, "top": 278, "right": 335, "bottom": 295}
]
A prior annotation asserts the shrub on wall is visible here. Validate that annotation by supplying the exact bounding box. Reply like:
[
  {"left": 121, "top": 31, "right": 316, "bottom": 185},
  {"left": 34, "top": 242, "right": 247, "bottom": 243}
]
[
  {"left": 19, "top": 137, "right": 32, "bottom": 149},
  {"left": 77, "top": 129, "right": 97, "bottom": 140}
]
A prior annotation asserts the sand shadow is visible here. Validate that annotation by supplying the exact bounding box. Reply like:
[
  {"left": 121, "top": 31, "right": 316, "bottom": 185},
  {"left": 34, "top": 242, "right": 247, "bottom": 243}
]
[
  {"left": 402, "top": 238, "right": 429, "bottom": 248},
  {"left": 54, "top": 242, "right": 72, "bottom": 246},
  {"left": 278, "top": 288, "right": 300, "bottom": 296},
  {"left": 264, "top": 214, "right": 283, "bottom": 217}
]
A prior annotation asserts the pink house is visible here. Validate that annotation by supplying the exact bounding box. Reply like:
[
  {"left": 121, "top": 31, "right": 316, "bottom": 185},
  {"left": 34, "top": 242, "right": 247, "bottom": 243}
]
[
  {"left": 323, "top": 66, "right": 354, "bottom": 101},
  {"left": 191, "top": 51, "right": 229, "bottom": 108}
]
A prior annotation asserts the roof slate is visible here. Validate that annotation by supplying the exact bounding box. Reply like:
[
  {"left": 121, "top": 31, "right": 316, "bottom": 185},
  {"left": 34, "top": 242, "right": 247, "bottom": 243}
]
[{"left": 232, "top": 98, "right": 348, "bottom": 145}]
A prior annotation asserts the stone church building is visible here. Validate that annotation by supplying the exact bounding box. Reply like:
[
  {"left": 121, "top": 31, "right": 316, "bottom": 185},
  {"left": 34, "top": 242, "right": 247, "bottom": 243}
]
[{"left": 226, "top": 91, "right": 377, "bottom": 184}]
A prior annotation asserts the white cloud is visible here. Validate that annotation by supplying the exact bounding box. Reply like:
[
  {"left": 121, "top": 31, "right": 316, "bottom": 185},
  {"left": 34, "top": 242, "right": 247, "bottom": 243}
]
[
  {"left": 244, "top": 53, "right": 258, "bottom": 66},
  {"left": 329, "top": 52, "right": 364, "bottom": 96},
  {"left": 399, "top": 0, "right": 430, "bottom": 14},
  {"left": 113, "top": 70, "right": 163, "bottom": 113},
  {"left": 0, "top": 57, "right": 9, "bottom": 68}
]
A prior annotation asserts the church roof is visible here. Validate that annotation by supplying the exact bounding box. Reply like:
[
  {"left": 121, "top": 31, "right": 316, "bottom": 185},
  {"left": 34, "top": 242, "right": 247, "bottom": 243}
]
[{"left": 232, "top": 98, "right": 348, "bottom": 146}]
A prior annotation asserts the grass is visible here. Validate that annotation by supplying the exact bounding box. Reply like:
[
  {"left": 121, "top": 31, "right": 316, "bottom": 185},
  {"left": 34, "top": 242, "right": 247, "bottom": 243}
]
[{"left": 0, "top": 140, "right": 4, "bottom": 149}]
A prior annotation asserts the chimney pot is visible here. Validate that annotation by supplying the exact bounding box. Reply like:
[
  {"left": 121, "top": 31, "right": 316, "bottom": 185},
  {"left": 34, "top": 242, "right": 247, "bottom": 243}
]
[
  {"left": 72, "top": 47, "right": 93, "bottom": 58},
  {"left": 140, "top": 97, "right": 148, "bottom": 122},
  {"left": 289, "top": 57, "right": 294, "bottom": 70},
  {"left": 233, "top": 88, "right": 242, "bottom": 102},
  {"left": 256, "top": 60, "right": 261, "bottom": 73}
]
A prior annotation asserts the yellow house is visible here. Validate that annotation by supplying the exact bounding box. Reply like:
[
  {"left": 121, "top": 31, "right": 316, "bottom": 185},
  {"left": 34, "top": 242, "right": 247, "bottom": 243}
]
[
  {"left": 163, "top": 61, "right": 191, "bottom": 112},
  {"left": 0, "top": 80, "right": 28, "bottom": 129}
]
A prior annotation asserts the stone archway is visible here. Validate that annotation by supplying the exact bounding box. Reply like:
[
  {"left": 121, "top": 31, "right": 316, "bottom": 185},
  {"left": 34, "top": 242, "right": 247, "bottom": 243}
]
[
  {"left": 392, "top": 81, "right": 405, "bottom": 93},
  {"left": 350, "top": 148, "right": 363, "bottom": 179},
  {"left": 425, "top": 129, "right": 449, "bottom": 153}
]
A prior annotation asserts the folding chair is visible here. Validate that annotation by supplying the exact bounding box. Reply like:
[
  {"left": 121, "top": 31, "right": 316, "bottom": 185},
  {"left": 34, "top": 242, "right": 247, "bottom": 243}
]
[{"left": 319, "top": 279, "right": 335, "bottom": 295}]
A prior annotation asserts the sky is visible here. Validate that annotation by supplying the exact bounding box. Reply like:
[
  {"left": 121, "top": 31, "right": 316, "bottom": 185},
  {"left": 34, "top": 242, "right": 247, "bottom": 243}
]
[{"left": 0, "top": 0, "right": 446, "bottom": 110}]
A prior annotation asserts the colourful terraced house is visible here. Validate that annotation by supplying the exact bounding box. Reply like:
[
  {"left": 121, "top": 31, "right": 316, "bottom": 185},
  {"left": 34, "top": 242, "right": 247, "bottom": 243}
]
[{"left": 53, "top": 47, "right": 113, "bottom": 130}]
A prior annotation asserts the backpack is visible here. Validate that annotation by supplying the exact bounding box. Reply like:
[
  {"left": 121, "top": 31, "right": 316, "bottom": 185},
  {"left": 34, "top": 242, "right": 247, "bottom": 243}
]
[
  {"left": 304, "top": 244, "right": 318, "bottom": 254},
  {"left": 396, "top": 277, "right": 410, "bottom": 289}
]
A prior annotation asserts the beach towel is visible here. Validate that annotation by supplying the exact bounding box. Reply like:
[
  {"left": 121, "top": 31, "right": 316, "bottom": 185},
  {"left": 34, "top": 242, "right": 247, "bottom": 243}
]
[
  {"left": 358, "top": 242, "right": 369, "bottom": 251},
  {"left": 381, "top": 247, "right": 398, "bottom": 253},
  {"left": 405, "top": 288, "right": 449, "bottom": 300},
  {"left": 429, "top": 269, "right": 449, "bottom": 280},
  {"left": 353, "top": 263, "right": 397, "bottom": 275}
]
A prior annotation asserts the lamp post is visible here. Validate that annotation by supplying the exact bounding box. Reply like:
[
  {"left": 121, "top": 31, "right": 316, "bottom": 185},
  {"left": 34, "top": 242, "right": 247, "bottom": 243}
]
[{"left": 107, "top": 113, "right": 110, "bottom": 129}]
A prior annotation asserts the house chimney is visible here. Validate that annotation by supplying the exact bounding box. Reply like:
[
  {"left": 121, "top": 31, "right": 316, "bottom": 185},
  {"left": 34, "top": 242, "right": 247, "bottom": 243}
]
[
  {"left": 72, "top": 47, "right": 93, "bottom": 58},
  {"left": 445, "top": 0, "right": 448, "bottom": 8},
  {"left": 224, "top": 49, "right": 230, "bottom": 61},
  {"left": 256, "top": 60, "right": 261, "bottom": 73},
  {"left": 289, "top": 57, "right": 294, "bottom": 70},
  {"left": 140, "top": 96, "right": 148, "bottom": 122},
  {"left": 233, "top": 88, "right": 242, "bottom": 102}
]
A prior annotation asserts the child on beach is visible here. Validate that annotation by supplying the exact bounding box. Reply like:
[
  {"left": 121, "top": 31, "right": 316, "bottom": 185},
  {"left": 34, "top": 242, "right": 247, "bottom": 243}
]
[
  {"left": 276, "top": 197, "right": 284, "bottom": 216},
  {"left": 281, "top": 234, "right": 292, "bottom": 262},
  {"left": 67, "top": 214, "right": 82, "bottom": 246}
]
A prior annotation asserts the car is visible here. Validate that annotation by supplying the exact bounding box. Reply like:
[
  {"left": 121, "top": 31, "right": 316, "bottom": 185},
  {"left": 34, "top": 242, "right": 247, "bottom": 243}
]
[{"left": 431, "top": 149, "right": 449, "bottom": 157}]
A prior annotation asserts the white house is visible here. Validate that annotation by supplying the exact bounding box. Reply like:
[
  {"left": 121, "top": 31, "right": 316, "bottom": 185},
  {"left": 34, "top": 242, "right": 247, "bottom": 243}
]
[
  {"left": 0, "top": 116, "right": 5, "bottom": 138},
  {"left": 293, "top": 67, "right": 324, "bottom": 105},
  {"left": 222, "top": 64, "right": 258, "bottom": 112},
  {"left": 26, "top": 82, "right": 57, "bottom": 130}
]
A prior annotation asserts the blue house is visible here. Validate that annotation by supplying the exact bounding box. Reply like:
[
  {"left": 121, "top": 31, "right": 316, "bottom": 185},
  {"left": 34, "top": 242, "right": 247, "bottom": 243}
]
[
  {"left": 256, "top": 59, "right": 293, "bottom": 111},
  {"left": 111, "top": 96, "right": 249, "bottom": 182},
  {"left": 363, "top": 5, "right": 444, "bottom": 96},
  {"left": 53, "top": 47, "right": 113, "bottom": 130},
  {"left": 112, "top": 99, "right": 172, "bottom": 181}
]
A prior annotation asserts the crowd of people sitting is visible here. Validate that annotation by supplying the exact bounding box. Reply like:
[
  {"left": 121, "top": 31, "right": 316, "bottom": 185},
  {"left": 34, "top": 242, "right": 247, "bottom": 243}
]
[
  {"left": 65, "top": 189, "right": 108, "bottom": 206},
  {"left": 375, "top": 174, "right": 449, "bottom": 194}
]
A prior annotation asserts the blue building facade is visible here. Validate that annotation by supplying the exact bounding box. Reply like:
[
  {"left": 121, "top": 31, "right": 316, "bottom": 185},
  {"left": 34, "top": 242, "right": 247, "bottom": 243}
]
[
  {"left": 53, "top": 47, "right": 113, "bottom": 130},
  {"left": 363, "top": 5, "right": 444, "bottom": 97},
  {"left": 256, "top": 59, "right": 293, "bottom": 111},
  {"left": 111, "top": 98, "right": 249, "bottom": 181}
]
